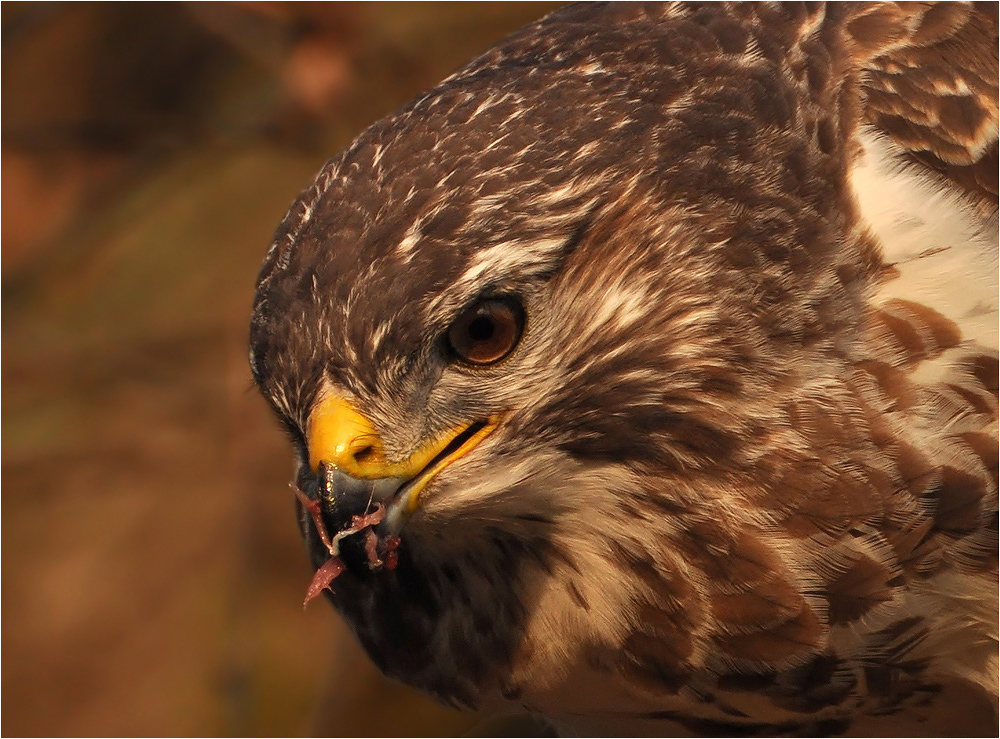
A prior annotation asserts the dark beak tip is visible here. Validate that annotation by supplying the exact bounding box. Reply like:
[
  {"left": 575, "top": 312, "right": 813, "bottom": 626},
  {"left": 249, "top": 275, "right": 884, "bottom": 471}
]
[{"left": 310, "top": 465, "right": 401, "bottom": 527}]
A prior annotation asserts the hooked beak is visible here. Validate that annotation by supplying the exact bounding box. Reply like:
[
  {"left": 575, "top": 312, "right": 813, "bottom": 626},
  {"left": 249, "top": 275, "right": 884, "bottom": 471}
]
[{"left": 304, "top": 395, "right": 498, "bottom": 533}]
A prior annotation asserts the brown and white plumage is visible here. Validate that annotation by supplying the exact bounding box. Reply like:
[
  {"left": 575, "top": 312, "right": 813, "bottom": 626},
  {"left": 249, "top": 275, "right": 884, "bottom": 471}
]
[{"left": 249, "top": 3, "right": 998, "bottom": 735}]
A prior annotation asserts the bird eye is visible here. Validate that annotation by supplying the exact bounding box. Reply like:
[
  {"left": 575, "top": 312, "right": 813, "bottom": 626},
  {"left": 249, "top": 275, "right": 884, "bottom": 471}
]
[{"left": 447, "top": 297, "right": 525, "bottom": 365}]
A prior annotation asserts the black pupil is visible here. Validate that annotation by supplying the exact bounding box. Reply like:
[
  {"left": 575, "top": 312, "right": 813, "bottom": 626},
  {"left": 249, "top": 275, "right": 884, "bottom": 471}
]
[{"left": 468, "top": 316, "right": 495, "bottom": 342}]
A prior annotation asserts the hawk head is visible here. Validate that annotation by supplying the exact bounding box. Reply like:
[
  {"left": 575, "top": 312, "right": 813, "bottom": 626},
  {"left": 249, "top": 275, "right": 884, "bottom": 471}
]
[{"left": 249, "top": 2, "right": 998, "bottom": 731}]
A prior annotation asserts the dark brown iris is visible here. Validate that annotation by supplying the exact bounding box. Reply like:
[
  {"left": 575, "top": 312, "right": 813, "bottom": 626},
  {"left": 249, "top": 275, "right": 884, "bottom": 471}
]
[{"left": 447, "top": 297, "right": 525, "bottom": 365}]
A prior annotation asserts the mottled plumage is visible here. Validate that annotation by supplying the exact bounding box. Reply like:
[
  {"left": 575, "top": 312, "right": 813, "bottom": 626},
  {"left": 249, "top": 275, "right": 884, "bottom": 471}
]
[{"left": 250, "top": 3, "right": 998, "bottom": 735}]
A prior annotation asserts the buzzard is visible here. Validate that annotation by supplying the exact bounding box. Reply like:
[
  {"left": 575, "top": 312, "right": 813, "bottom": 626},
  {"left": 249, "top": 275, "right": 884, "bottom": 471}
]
[{"left": 250, "top": 3, "right": 998, "bottom": 735}]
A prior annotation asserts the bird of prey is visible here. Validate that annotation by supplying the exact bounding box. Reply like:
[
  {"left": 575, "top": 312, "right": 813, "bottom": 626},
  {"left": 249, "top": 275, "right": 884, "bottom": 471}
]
[{"left": 249, "top": 3, "right": 998, "bottom": 735}]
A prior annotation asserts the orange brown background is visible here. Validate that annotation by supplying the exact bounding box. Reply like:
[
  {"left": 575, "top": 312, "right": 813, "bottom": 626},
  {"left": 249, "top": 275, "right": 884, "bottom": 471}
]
[{"left": 2, "top": 3, "right": 559, "bottom": 735}]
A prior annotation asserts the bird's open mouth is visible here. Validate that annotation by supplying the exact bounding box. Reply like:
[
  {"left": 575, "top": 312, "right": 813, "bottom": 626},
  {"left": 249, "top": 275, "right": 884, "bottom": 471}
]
[
  {"left": 386, "top": 418, "right": 494, "bottom": 528},
  {"left": 297, "top": 416, "right": 497, "bottom": 605}
]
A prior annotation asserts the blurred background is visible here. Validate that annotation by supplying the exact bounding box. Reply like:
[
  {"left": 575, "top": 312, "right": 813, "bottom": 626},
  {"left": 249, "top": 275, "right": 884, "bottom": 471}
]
[{"left": 2, "top": 3, "right": 560, "bottom": 735}]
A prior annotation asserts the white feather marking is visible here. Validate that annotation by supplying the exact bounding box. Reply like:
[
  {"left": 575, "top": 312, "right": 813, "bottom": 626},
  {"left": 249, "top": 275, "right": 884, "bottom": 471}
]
[
  {"left": 469, "top": 92, "right": 499, "bottom": 122},
  {"left": 459, "top": 237, "right": 567, "bottom": 285},
  {"left": 909, "top": 569, "right": 999, "bottom": 696},
  {"left": 369, "top": 320, "right": 391, "bottom": 352},
  {"left": 850, "top": 128, "right": 999, "bottom": 354},
  {"left": 933, "top": 78, "right": 973, "bottom": 96},
  {"left": 396, "top": 221, "right": 422, "bottom": 259}
]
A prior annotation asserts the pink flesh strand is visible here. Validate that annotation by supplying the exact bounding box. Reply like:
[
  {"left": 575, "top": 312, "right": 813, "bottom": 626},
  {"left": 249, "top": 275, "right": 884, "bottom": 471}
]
[
  {"left": 384, "top": 536, "right": 401, "bottom": 570},
  {"left": 294, "top": 486, "right": 334, "bottom": 553},
  {"left": 303, "top": 556, "right": 345, "bottom": 607},
  {"left": 346, "top": 503, "right": 386, "bottom": 533},
  {"left": 296, "top": 496, "right": 393, "bottom": 603},
  {"left": 364, "top": 529, "right": 382, "bottom": 567}
]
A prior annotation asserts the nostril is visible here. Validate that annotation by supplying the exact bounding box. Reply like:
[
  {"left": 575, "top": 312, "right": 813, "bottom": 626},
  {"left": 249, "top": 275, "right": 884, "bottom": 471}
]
[{"left": 353, "top": 445, "right": 376, "bottom": 463}]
